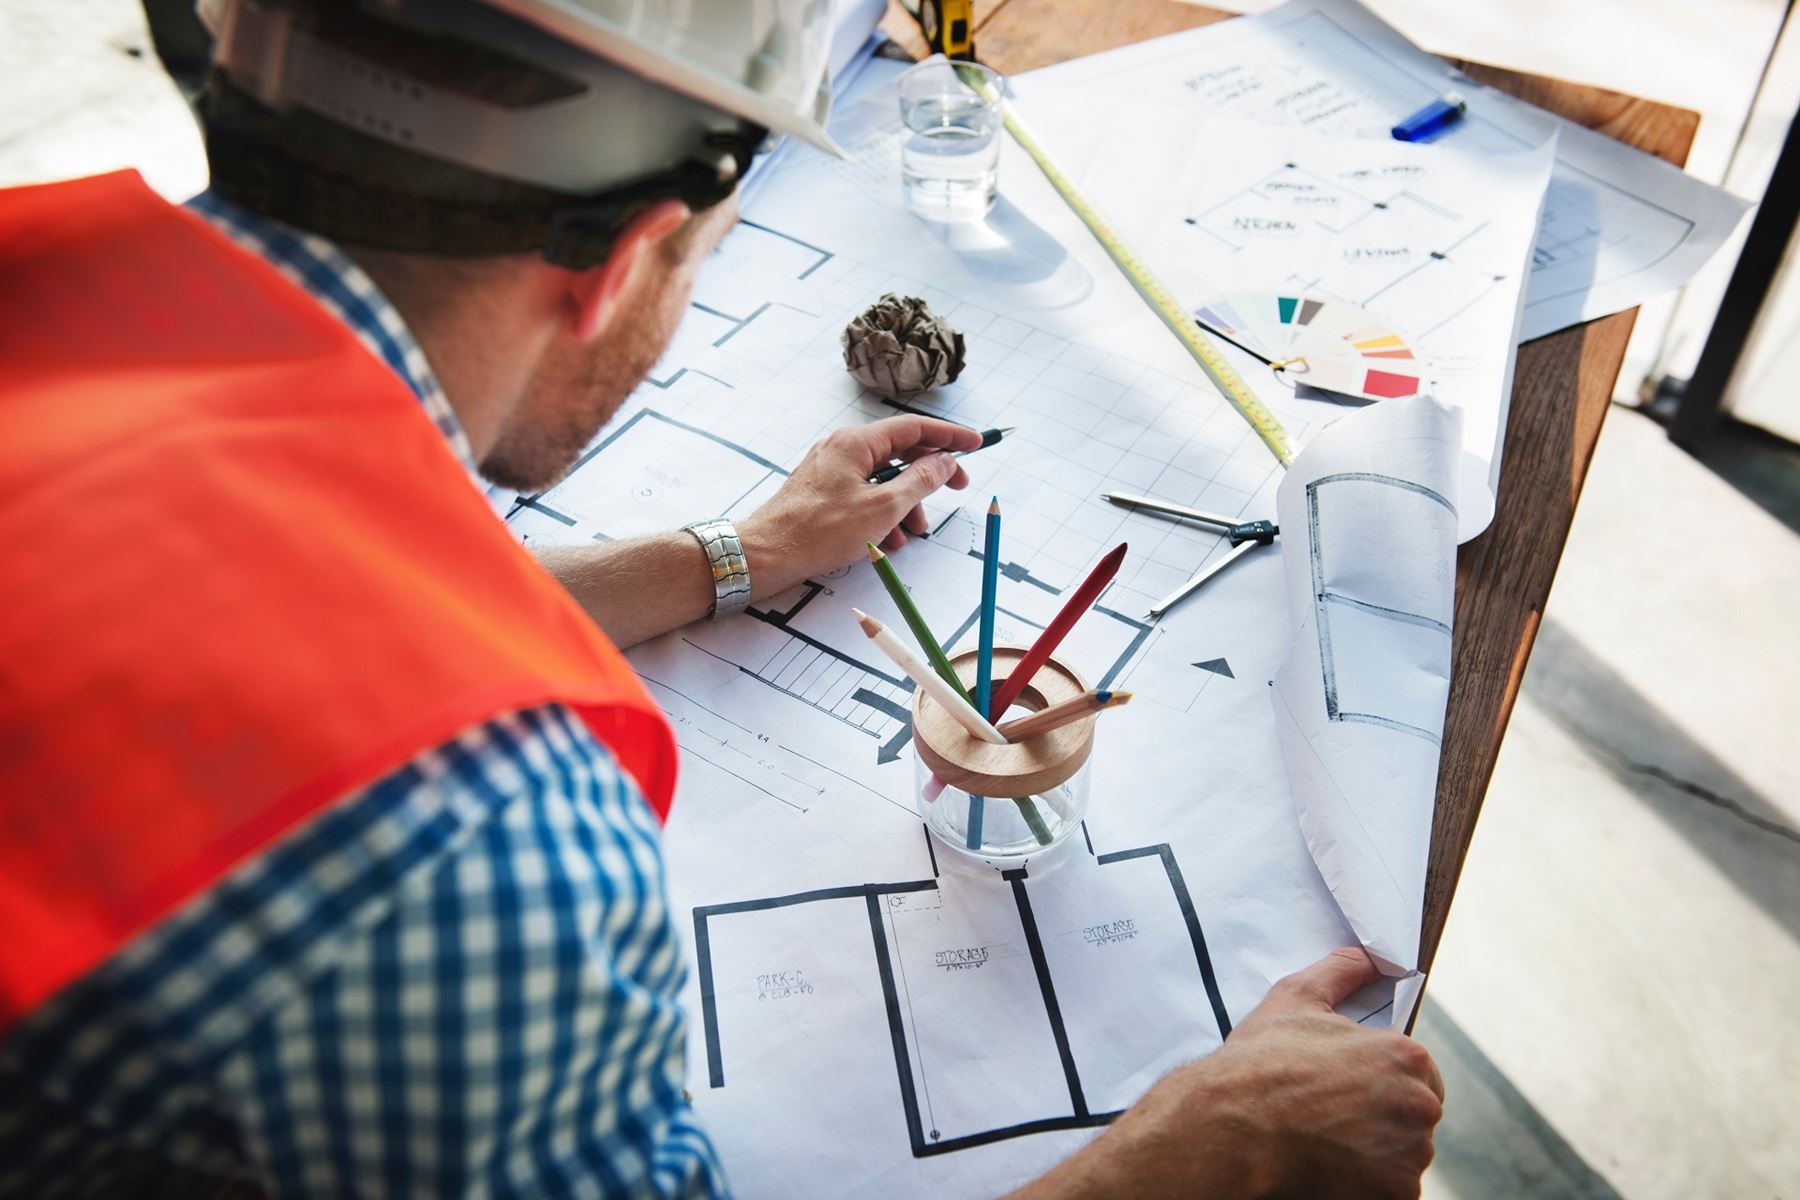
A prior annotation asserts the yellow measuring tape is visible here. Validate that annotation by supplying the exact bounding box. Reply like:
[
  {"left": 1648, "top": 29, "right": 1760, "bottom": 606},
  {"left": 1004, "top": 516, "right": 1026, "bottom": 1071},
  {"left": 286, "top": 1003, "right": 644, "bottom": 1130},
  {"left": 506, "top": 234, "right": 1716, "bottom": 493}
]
[{"left": 967, "top": 73, "right": 1295, "bottom": 466}]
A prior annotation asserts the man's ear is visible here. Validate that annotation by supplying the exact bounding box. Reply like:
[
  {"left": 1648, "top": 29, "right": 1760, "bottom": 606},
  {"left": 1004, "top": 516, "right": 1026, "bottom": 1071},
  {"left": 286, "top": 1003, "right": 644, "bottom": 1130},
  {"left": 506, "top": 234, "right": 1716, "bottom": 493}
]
[{"left": 567, "top": 199, "right": 691, "bottom": 342}]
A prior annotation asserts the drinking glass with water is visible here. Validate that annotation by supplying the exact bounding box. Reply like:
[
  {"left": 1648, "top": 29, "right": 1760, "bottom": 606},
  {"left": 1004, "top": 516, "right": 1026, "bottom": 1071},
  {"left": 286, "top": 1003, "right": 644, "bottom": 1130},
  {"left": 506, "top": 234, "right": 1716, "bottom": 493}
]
[{"left": 898, "top": 56, "right": 1002, "bottom": 222}]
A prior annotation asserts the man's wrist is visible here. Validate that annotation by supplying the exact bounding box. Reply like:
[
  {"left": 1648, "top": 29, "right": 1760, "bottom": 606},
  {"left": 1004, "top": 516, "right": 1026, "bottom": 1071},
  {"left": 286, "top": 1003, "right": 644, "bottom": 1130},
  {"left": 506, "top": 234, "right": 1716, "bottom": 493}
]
[{"left": 734, "top": 515, "right": 802, "bottom": 603}]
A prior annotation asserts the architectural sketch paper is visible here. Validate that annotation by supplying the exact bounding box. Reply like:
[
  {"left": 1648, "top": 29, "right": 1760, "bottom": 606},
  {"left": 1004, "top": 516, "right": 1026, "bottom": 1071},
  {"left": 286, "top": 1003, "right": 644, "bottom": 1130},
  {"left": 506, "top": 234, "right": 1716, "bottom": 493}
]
[
  {"left": 1271, "top": 394, "right": 1463, "bottom": 979},
  {"left": 1074, "top": 113, "right": 1551, "bottom": 538},
  {"left": 1010, "top": 0, "right": 1749, "bottom": 342},
  {"left": 500, "top": 56, "right": 1428, "bottom": 1198}
]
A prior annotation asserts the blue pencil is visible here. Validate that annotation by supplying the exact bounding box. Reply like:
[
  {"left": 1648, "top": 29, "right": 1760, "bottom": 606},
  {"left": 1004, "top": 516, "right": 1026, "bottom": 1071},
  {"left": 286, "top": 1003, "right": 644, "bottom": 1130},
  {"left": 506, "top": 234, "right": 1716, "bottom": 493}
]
[{"left": 968, "top": 499, "right": 1001, "bottom": 849}]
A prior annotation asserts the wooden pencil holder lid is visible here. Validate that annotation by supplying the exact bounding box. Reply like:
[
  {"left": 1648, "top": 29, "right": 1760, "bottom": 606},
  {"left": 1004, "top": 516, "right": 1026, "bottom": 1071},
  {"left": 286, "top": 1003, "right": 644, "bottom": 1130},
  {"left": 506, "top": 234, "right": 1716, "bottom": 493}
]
[{"left": 912, "top": 647, "right": 1094, "bottom": 797}]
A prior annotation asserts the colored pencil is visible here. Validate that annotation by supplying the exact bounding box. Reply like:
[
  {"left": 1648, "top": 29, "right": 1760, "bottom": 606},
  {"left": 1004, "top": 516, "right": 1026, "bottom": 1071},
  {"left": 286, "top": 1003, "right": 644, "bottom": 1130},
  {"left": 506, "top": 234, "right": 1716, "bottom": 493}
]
[
  {"left": 1009, "top": 797, "right": 1052, "bottom": 845},
  {"left": 971, "top": 499, "right": 1002, "bottom": 849},
  {"left": 868, "top": 427, "right": 1015, "bottom": 484},
  {"left": 977, "top": 498, "right": 1001, "bottom": 719},
  {"left": 853, "top": 609, "right": 1007, "bottom": 744},
  {"left": 986, "top": 542, "right": 1127, "bottom": 719},
  {"left": 867, "top": 543, "right": 973, "bottom": 704},
  {"left": 997, "top": 689, "right": 1131, "bottom": 741}
]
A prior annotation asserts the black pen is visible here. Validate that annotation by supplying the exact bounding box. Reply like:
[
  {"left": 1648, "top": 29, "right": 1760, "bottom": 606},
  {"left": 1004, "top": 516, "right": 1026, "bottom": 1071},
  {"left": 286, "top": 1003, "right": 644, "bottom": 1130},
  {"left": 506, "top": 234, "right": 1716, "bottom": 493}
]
[{"left": 869, "top": 426, "right": 1015, "bottom": 484}]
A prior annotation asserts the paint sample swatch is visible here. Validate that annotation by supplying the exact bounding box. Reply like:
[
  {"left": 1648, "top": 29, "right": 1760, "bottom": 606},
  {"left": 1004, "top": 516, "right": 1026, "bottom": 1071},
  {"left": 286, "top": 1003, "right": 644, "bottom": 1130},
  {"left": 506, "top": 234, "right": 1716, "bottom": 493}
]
[{"left": 1193, "top": 293, "right": 1426, "bottom": 403}]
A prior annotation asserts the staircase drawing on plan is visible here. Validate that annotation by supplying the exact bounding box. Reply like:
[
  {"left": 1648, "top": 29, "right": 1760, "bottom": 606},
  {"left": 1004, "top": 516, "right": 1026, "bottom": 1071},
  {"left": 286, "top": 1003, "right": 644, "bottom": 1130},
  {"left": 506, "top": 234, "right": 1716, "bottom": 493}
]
[{"left": 693, "top": 825, "right": 1233, "bottom": 1157}]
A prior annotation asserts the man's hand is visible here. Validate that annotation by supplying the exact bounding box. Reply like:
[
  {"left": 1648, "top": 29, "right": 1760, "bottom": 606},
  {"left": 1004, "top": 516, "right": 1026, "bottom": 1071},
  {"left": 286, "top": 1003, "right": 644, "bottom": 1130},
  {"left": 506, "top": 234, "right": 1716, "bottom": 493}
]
[
  {"left": 738, "top": 416, "right": 984, "bottom": 600},
  {"left": 1013, "top": 948, "right": 1444, "bottom": 1200}
]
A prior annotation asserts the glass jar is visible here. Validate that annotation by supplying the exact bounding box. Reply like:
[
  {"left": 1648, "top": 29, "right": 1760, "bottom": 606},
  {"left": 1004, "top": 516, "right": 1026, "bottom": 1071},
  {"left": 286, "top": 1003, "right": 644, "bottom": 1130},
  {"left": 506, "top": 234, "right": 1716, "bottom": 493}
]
[{"left": 913, "top": 647, "right": 1095, "bottom": 864}]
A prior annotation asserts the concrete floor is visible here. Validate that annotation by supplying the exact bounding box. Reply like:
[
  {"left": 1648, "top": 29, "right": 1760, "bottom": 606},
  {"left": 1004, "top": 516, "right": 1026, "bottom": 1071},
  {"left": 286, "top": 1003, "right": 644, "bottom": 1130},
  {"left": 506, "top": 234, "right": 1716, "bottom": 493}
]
[
  {"left": 1419, "top": 406, "right": 1799, "bottom": 1199},
  {"left": 4, "top": 3, "right": 1796, "bottom": 1197}
]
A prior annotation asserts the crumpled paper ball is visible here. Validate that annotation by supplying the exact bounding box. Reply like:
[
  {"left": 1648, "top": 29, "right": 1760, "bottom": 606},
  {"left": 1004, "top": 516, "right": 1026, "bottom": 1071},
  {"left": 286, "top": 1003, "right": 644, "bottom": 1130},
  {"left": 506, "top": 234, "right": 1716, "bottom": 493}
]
[{"left": 841, "top": 294, "right": 966, "bottom": 400}]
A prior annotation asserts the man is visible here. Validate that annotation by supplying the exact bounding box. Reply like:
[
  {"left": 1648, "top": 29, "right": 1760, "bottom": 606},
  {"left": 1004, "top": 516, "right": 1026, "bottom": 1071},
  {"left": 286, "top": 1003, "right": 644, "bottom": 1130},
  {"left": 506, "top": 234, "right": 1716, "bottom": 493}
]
[{"left": 0, "top": 0, "right": 1443, "bottom": 1195}]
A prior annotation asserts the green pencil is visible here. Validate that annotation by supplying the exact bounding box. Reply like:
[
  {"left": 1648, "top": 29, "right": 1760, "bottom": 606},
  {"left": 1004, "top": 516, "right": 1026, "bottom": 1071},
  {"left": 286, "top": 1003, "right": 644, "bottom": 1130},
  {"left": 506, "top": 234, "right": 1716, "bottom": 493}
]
[{"left": 867, "top": 543, "right": 974, "bottom": 704}]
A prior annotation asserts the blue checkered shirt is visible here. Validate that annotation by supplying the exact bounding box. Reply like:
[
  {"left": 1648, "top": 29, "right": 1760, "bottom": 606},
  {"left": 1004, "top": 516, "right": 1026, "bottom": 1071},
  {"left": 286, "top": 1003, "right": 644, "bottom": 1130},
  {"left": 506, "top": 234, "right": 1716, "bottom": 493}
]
[{"left": 0, "top": 194, "right": 727, "bottom": 1198}]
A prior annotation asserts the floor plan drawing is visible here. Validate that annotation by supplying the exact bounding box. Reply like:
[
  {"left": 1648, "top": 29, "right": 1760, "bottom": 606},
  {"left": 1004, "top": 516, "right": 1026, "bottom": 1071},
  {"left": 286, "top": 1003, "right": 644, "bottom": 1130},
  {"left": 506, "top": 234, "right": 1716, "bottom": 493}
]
[
  {"left": 494, "top": 60, "right": 1392, "bottom": 1191},
  {"left": 1012, "top": 0, "right": 1747, "bottom": 343},
  {"left": 1054, "top": 109, "right": 1547, "bottom": 535},
  {"left": 1183, "top": 158, "right": 1510, "bottom": 347},
  {"left": 693, "top": 826, "right": 1232, "bottom": 1157}
]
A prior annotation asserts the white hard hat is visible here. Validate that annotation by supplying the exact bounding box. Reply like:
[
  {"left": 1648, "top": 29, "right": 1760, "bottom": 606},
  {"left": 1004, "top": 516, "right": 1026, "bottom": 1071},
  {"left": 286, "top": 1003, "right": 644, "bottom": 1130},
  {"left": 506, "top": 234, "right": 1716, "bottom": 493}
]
[{"left": 201, "top": 0, "right": 846, "bottom": 196}]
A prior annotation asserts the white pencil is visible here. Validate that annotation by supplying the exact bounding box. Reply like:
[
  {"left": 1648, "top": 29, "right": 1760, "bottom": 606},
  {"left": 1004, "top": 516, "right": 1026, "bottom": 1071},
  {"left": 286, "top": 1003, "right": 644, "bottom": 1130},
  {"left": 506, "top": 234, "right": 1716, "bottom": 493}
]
[{"left": 852, "top": 609, "right": 1008, "bottom": 745}]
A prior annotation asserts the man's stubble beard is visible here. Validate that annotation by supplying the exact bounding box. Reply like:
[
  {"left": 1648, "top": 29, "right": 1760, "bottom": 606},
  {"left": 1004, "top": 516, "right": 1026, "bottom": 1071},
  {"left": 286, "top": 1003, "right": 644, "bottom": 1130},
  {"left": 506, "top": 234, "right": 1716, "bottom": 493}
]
[{"left": 478, "top": 307, "right": 670, "bottom": 495}]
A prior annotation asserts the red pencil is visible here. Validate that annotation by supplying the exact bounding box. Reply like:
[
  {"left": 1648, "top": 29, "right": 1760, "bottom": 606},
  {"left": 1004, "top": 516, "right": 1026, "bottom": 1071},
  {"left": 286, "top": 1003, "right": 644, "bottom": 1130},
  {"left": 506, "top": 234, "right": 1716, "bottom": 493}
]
[{"left": 988, "top": 542, "right": 1127, "bottom": 719}]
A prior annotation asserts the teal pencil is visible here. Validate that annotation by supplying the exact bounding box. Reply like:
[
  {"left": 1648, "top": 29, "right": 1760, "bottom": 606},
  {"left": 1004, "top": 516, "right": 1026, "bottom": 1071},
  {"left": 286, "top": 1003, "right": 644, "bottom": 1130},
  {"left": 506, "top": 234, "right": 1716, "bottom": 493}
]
[
  {"left": 971, "top": 500, "right": 1001, "bottom": 849},
  {"left": 977, "top": 499, "right": 1000, "bottom": 720}
]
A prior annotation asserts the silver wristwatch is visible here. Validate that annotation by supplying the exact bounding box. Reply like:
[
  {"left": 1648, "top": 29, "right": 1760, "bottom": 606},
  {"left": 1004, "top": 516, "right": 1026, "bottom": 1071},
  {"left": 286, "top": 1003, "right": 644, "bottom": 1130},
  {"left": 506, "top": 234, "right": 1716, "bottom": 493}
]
[{"left": 683, "top": 519, "right": 752, "bottom": 620}]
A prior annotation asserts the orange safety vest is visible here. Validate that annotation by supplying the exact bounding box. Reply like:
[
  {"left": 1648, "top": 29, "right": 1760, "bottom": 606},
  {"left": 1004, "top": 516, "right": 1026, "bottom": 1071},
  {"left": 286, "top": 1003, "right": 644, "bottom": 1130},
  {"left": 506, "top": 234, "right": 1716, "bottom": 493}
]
[{"left": 0, "top": 171, "right": 677, "bottom": 1033}]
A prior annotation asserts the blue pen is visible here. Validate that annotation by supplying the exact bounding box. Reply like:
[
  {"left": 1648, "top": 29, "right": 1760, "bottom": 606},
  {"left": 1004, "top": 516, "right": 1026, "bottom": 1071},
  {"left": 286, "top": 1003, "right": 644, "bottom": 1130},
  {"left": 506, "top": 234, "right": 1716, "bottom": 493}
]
[{"left": 1392, "top": 93, "right": 1466, "bottom": 142}]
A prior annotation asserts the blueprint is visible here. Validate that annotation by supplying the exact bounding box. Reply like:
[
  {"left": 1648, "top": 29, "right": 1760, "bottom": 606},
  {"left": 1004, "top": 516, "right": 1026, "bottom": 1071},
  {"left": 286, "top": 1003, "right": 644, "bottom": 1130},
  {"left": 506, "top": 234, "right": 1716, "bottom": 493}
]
[
  {"left": 1073, "top": 114, "right": 1551, "bottom": 537},
  {"left": 1011, "top": 0, "right": 1749, "bottom": 343},
  {"left": 503, "top": 54, "right": 1431, "bottom": 1199}
]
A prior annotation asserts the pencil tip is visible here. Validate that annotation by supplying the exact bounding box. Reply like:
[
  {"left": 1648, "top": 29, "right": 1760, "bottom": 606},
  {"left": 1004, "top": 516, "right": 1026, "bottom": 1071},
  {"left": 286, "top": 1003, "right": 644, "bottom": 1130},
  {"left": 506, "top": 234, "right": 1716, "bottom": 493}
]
[
  {"left": 1111, "top": 691, "right": 1133, "bottom": 704},
  {"left": 866, "top": 542, "right": 881, "bottom": 562},
  {"left": 988, "top": 497, "right": 1000, "bottom": 514},
  {"left": 851, "top": 608, "right": 877, "bottom": 634},
  {"left": 997, "top": 426, "right": 1016, "bottom": 436}
]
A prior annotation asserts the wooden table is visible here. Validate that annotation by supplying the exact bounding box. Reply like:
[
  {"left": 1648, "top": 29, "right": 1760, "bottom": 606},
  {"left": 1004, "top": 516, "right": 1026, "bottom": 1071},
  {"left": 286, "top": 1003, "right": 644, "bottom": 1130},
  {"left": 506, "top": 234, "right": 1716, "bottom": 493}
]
[{"left": 884, "top": 0, "right": 1700, "bottom": 981}]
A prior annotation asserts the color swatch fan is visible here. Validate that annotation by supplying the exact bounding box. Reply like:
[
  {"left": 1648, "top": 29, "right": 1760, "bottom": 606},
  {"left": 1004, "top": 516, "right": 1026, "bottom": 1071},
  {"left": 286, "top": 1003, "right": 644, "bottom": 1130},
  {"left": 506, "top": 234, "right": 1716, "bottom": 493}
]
[{"left": 1192, "top": 294, "right": 1427, "bottom": 402}]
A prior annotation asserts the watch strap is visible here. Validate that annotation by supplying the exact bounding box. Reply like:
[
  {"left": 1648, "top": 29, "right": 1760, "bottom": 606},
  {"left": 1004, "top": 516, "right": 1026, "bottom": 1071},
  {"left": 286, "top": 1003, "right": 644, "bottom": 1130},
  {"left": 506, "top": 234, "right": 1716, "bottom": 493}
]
[{"left": 683, "top": 519, "right": 752, "bottom": 620}]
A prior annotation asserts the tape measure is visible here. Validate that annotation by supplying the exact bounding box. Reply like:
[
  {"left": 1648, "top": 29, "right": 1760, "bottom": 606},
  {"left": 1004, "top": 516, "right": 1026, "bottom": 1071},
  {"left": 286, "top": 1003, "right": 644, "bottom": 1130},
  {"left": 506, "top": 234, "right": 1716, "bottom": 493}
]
[
  {"left": 915, "top": 0, "right": 976, "bottom": 60},
  {"left": 964, "top": 72, "right": 1295, "bottom": 466}
]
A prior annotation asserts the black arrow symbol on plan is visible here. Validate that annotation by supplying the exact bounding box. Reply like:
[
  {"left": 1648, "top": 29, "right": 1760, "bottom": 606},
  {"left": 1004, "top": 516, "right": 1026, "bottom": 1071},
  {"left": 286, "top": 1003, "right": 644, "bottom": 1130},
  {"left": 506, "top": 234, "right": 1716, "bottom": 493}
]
[
  {"left": 1193, "top": 658, "right": 1235, "bottom": 679},
  {"left": 876, "top": 727, "right": 913, "bottom": 765}
]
